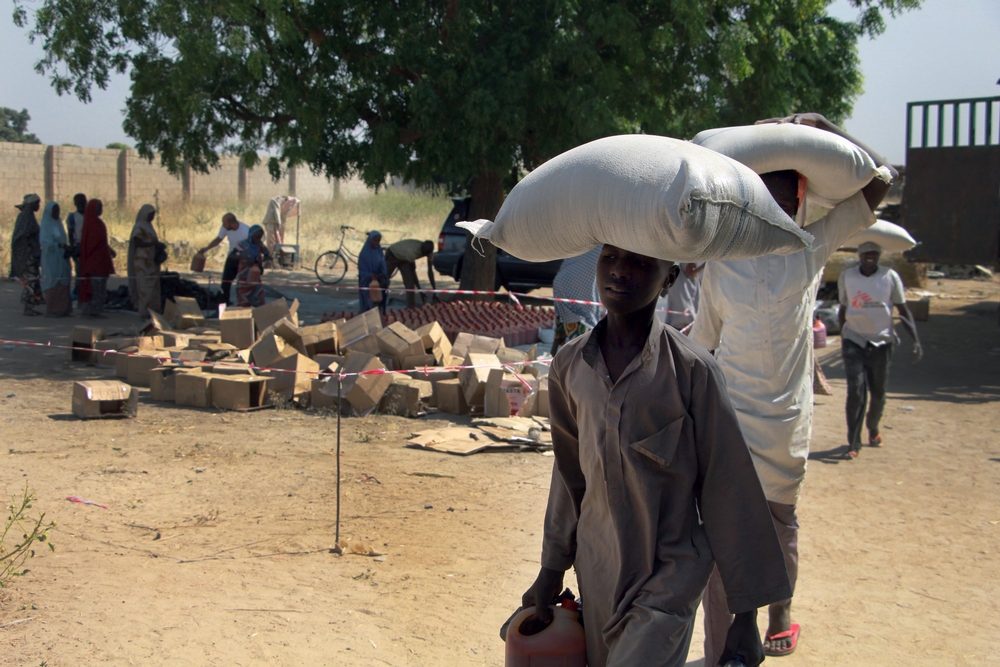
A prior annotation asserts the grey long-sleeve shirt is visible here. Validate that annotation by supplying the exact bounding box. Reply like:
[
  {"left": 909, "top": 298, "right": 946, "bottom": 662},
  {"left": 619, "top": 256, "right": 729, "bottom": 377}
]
[{"left": 541, "top": 319, "right": 791, "bottom": 665}]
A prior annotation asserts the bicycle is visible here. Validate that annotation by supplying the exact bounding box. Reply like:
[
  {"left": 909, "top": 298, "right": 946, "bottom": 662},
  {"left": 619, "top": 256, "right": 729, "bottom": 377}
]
[{"left": 314, "top": 225, "right": 361, "bottom": 284}]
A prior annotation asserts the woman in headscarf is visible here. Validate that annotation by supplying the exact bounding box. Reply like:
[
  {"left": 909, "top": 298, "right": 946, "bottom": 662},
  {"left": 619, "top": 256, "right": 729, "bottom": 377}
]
[
  {"left": 127, "top": 204, "right": 162, "bottom": 317},
  {"left": 78, "top": 199, "right": 116, "bottom": 318},
  {"left": 10, "top": 193, "right": 44, "bottom": 315},
  {"left": 357, "top": 230, "right": 387, "bottom": 314},
  {"left": 39, "top": 201, "right": 73, "bottom": 317},
  {"left": 235, "top": 225, "right": 270, "bottom": 307}
]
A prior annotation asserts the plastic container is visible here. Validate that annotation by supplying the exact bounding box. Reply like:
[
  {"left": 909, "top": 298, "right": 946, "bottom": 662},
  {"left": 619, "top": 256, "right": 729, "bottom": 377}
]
[
  {"left": 812, "top": 318, "right": 827, "bottom": 349},
  {"left": 190, "top": 252, "right": 206, "bottom": 273},
  {"left": 505, "top": 599, "right": 586, "bottom": 667}
]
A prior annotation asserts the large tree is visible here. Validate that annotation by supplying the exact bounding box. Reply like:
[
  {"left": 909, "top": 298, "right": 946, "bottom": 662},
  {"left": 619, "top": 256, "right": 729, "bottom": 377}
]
[
  {"left": 13, "top": 0, "right": 917, "bottom": 289},
  {"left": 0, "top": 108, "right": 41, "bottom": 143}
]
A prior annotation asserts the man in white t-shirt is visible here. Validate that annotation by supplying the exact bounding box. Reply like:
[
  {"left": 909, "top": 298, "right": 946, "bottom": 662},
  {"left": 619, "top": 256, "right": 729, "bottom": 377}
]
[
  {"left": 199, "top": 213, "right": 250, "bottom": 305},
  {"left": 837, "top": 241, "right": 921, "bottom": 459}
]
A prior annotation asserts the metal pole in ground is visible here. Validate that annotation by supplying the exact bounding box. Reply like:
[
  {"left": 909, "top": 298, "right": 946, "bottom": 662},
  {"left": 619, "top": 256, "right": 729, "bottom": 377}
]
[{"left": 336, "top": 376, "right": 342, "bottom": 546}]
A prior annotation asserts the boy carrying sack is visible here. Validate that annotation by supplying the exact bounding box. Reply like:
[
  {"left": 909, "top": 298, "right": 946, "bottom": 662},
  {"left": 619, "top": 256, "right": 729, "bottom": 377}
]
[{"left": 520, "top": 244, "right": 791, "bottom": 667}]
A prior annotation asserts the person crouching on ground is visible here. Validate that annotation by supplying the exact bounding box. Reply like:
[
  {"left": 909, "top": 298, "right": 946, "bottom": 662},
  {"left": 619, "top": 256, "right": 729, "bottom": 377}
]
[
  {"left": 521, "top": 244, "right": 791, "bottom": 667},
  {"left": 235, "top": 225, "right": 270, "bottom": 307},
  {"left": 384, "top": 238, "right": 438, "bottom": 308},
  {"left": 838, "top": 241, "right": 921, "bottom": 459}
]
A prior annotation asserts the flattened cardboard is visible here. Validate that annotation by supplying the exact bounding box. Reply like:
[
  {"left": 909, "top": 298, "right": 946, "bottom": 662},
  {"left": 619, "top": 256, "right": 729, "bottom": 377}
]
[
  {"left": 299, "top": 322, "right": 338, "bottom": 356},
  {"left": 266, "top": 352, "right": 320, "bottom": 400},
  {"left": 70, "top": 326, "right": 104, "bottom": 364},
  {"left": 336, "top": 308, "right": 382, "bottom": 348},
  {"left": 126, "top": 354, "right": 166, "bottom": 388},
  {"left": 249, "top": 332, "right": 286, "bottom": 367},
  {"left": 150, "top": 365, "right": 204, "bottom": 402},
  {"left": 175, "top": 372, "right": 213, "bottom": 408},
  {"left": 459, "top": 353, "right": 500, "bottom": 405},
  {"left": 212, "top": 375, "right": 272, "bottom": 411},
  {"left": 322, "top": 352, "right": 391, "bottom": 414},
  {"left": 164, "top": 296, "right": 206, "bottom": 330},
  {"left": 220, "top": 307, "right": 256, "bottom": 349},
  {"left": 435, "top": 378, "right": 470, "bottom": 415},
  {"left": 72, "top": 380, "right": 138, "bottom": 419}
]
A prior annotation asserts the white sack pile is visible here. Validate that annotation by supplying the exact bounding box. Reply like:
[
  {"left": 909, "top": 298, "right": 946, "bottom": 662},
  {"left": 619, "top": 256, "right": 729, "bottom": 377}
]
[
  {"left": 458, "top": 135, "right": 813, "bottom": 264},
  {"left": 692, "top": 123, "right": 893, "bottom": 209}
]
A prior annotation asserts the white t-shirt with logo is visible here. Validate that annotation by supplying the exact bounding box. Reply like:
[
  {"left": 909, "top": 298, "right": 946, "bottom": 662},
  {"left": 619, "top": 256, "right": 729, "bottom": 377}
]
[
  {"left": 217, "top": 221, "right": 251, "bottom": 253},
  {"left": 838, "top": 264, "right": 905, "bottom": 347}
]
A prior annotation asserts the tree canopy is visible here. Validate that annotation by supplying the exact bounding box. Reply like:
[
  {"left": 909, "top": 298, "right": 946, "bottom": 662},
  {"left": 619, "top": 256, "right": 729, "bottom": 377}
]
[
  {"left": 0, "top": 108, "right": 41, "bottom": 144},
  {"left": 13, "top": 0, "right": 919, "bottom": 288}
]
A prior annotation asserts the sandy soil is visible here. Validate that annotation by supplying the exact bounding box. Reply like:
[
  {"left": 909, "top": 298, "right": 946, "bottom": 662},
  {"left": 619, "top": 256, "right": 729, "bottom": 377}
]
[{"left": 1, "top": 276, "right": 998, "bottom": 666}]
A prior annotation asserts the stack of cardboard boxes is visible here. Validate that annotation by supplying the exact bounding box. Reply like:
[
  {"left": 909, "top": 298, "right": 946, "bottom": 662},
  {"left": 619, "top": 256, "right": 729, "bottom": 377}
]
[{"left": 69, "top": 300, "right": 550, "bottom": 419}]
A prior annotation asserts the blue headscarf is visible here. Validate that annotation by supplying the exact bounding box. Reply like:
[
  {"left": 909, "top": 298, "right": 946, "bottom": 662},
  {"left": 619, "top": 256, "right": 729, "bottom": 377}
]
[
  {"left": 357, "top": 230, "right": 386, "bottom": 287},
  {"left": 238, "top": 224, "right": 267, "bottom": 264},
  {"left": 40, "top": 201, "right": 71, "bottom": 291}
]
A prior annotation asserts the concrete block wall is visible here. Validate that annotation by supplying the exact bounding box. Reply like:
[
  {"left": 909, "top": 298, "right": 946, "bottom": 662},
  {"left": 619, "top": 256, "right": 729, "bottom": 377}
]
[
  {"left": 0, "top": 142, "right": 46, "bottom": 211},
  {"left": 129, "top": 154, "right": 185, "bottom": 204},
  {"left": 51, "top": 145, "right": 120, "bottom": 204},
  {"left": 193, "top": 155, "right": 241, "bottom": 204}
]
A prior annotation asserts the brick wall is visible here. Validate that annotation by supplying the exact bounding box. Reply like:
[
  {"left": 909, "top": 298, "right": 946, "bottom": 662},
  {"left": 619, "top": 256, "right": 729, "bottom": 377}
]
[{"left": 1, "top": 142, "right": 381, "bottom": 211}]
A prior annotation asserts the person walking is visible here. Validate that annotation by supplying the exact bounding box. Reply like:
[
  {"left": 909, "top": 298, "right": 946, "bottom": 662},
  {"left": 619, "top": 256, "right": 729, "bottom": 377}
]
[
  {"left": 357, "top": 231, "right": 388, "bottom": 314},
  {"left": 10, "top": 193, "right": 44, "bottom": 315},
  {"left": 39, "top": 201, "right": 73, "bottom": 317},
  {"left": 198, "top": 212, "right": 249, "bottom": 305},
  {"left": 838, "top": 242, "right": 921, "bottom": 459},
  {"left": 78, "top": 199, "right": 116, "bottom": 318},
  {"left": 127, "top": 204, "right": 163, "bottom": 317},
  {"left": 384, "top": 238, "right": 437, "bottom": 308}
]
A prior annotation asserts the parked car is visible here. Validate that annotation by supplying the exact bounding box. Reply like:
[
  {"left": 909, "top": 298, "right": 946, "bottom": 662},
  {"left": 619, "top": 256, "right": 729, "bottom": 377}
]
[{"left": 433, "top": 197, "right": 563, "bottom": 292}]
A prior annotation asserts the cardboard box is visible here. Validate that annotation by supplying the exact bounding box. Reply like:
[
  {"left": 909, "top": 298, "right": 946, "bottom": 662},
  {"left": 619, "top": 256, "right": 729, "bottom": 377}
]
[
  {"left": 160, "top": 332, "right": 191, "bottom": 348},
  {"left": 907, "top": 297, "right": 930, "bottom": 322},
  {"left": 322, "top": 352, "right": 392, "bottom": 414},
  {"left": 378, "top": 354, "right": 399, "bottom": 371},
  {"left": 435, "top": 378, "right": 469, "bottom": 415},
  {"left": 401, "top": 353, "right": 437, "bottom": 370},
  {"left": 149, "top": 365, "right": 203, "bottom": 402},
  {"left": 252, "top": 298, "right": 299, "bottom": 332},
  {"left": 416, "top": 322, "right": 454, "bottom": 364},
  {"left": 164, "top": 296, "right": 206, "bottom": 330},
  {"left": 126, "top": 354, "right": 163, "bottom": 388},
  {"left": 175, "top": 373, "right": 214, "bottom": 408},
  {"left": 249, "top": 331, "right": 286, "bottom": 367},
  {"left": 336, "top": 308, "right": 382, "bottom": 349},
  {"left": 70, "top": 326, "right": 104, "bottom": 364},
  {"left": 311, "top": 378, "right": 341, "bottom": 410},
  {"left": 299, "top": 322, "right": 339, "bottom": 356},
  {"left": 484, "top": 368, "right": 537, "bottom": 417},
  {"left": 95, "top": 337, "right": 139, "bottom": 352},
  {"left": 313, "top": 354, "right": 345, "bottom": 374},
  {"left": 536, "top": 375, "right": 550, "bottom": 418},
  {"left": 377, "top": 322, "right": 426, "bottom": 365},
  {"left": 267, "top": 352, "right": 320, "bottom": 400},
  {"left": 72, "top": 380, "right": 138, "bottom": 419},
  {"left": 209, "top": 361, "right": 255, "bottom": 376},
  {"left": 400, "top": 367, "right": 456, "bottom": 407},
  {"left": 380, "top": 381, "right": 427, "bottom": 416},
  {"left": 496, "top": 346, "right": 530, "bottom": 367},
  {"left": 114, "top": 348, "right": 137, "bottom": 378},
  {"left": 342, "top": 333, "right": 380, "bottom": 356},
  {"left": 272, "top": 318, "right": 308, "bottom": 355},
  {"left": 148, "top": 311, "right": 174, "bottom": 333},
  {"left": 165, "top": 349, "right": 207, "bottom": 363},
  {"left": 451, "top": 333, "right": 503, "bottom": 360},
  {"left": 459, "top": 353, "right": 500, "bottom": 405},
  {"left": 220, "top": 308, "right": 256, "bottom": 349},
  {"left": 212, "top": 375, "right": 271, "bottom": 411}
]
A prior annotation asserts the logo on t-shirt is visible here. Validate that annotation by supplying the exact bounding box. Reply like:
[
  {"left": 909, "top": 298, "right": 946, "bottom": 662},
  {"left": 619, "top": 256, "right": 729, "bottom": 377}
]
[{"left": 850, "top": 291, "right": 879, "bottom": 309}]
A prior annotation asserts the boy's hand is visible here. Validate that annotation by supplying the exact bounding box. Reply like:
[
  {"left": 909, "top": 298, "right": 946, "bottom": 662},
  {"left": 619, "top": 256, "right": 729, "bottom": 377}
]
[
  {"left": 718, "top": 610, "right": 765, "bottom": 667},
  {"left": 520, "top": 566, "right": 564, "bottom": 624}
]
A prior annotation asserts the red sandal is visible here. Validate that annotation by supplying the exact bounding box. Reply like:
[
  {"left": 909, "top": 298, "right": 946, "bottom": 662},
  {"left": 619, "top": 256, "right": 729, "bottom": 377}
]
[
  {"left": 869, "top": 433, "right": 883, "bottom": 447},
  {"left": 763, "top": 622, "right": 800, "bottom": 656}
]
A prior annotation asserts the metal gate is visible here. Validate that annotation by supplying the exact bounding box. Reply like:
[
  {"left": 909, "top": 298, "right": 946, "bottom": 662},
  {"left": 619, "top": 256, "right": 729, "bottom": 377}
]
[{"left": 902, "top": 96, "right": 1000, "bottom": 266}]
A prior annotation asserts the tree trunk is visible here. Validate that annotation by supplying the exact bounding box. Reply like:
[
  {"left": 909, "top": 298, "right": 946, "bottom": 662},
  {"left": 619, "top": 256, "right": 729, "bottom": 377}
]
[{"left": 459, "top": 170, "right": 504, "bottom": 293}]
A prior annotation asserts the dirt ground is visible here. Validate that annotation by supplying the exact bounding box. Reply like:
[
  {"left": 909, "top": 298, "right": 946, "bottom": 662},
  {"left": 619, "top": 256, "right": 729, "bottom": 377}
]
[{"left": 0, "top": 275, "right": 998, "bottom": 666}]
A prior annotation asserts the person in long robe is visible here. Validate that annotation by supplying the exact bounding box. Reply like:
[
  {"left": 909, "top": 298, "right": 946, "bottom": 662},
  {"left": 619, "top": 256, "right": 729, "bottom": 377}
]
[
  {"left": 78, "top": 199, "right": 116, "bottom": 318},
  {"left": 127, "top": 204, "right": 162, "bottom": 317},
  {"left": 10, "top": 193, "right": 43, "bottom": 315},
  {"left": 234, "top": 225, "right": 270, "bottom": 307},
  {"left": 261, "top": 195, "right": 287, "bottom": 251},
  {"left": 357, "top": 230, "right": 387, "bottom": 314},
  {"left": 691, "top": 113, "right": 895, "bottom": 664},
  {"left": 39, "top": 201, "right": 73, "bottom": 317},
  {"left": 522, "top": 244, "right": 791, "bottom": 667}
]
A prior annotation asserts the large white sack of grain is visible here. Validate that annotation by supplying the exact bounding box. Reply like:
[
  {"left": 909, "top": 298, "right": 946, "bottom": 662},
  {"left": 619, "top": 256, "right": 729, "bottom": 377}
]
[
  {"left": 692, "top": 123, "right": 893, "bottom": 208},
  {"left": 457, "top": 135, "right": 812, "bottom": 264},
  {"left": 843, "top": 219, "right": 917, "bottom": 253}
]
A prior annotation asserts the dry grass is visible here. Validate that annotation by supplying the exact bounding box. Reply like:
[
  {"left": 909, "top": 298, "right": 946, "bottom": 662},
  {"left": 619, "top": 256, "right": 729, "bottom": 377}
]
[{"left": 2, "top": 191, "right": 453, "bottom": 274}]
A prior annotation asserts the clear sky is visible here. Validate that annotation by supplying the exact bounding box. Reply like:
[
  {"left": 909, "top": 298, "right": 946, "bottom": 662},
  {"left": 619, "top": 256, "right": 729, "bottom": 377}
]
[{"left": 2, "top": 0, "right": 998, "bottom": 163}]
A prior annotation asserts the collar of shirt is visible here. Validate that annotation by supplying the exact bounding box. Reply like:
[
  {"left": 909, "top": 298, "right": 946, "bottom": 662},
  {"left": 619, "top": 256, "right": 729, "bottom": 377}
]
[{"left": 581, "top": 316, "right": 664, "bottom": 387}]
